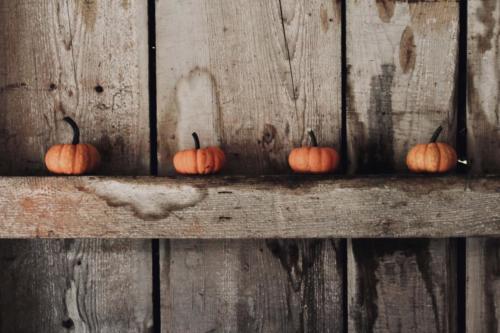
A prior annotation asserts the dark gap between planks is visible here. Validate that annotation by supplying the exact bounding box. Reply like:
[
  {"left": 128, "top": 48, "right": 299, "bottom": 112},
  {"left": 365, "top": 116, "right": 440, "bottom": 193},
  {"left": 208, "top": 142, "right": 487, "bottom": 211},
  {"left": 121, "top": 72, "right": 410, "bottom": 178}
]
[
  {"left": 456, "top": 1, "right": 468, "bottom": 332},
  {"left": 340, "top": 1, "right": 348, "bottom": 332},
  {"left": 147, "top": 0, "right": 161, "bottom": 332}
]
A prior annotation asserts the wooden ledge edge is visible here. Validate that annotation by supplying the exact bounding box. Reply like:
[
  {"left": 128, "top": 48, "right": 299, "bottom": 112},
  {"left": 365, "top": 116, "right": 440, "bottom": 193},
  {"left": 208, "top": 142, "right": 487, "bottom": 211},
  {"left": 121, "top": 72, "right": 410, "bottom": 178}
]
[{"left": 0, "top": 175, "right": 498, "bottom": 238}]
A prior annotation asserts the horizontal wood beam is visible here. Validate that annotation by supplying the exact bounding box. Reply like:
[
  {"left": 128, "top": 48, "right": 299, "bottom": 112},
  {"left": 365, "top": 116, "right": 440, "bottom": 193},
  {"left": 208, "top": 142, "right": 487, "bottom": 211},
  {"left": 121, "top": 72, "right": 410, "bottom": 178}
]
[{"left": 1, "top": 175, "right": 499, "bottom": 238}]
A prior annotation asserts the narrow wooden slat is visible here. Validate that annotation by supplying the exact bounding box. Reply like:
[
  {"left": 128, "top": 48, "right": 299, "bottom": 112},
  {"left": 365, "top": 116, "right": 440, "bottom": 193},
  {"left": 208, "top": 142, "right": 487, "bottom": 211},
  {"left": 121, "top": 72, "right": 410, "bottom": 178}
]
[
  {"left": 466, "top": 238, "right": 500, "bottom": 333},
  {"left": 0, "top": 176, "right": 497, "bottom": 238},
  {"left": 466, "top": 0, "right": 500, "bottom": 332},
  {"left": 156, "top": 0, "right": 344, "bottom": 331},
  {"left": 0, "top": 1, "right": 152, "bottom": 331},
  {"left": 347, "top": 1, "right": 459, "bottom": 332}
]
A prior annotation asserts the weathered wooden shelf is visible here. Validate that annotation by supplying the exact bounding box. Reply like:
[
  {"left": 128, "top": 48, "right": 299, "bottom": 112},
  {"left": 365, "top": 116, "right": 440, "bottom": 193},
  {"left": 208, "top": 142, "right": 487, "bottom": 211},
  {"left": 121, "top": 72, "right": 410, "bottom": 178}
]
[{"left": 1, "top": 175, "right": 498, "bottom": 238}]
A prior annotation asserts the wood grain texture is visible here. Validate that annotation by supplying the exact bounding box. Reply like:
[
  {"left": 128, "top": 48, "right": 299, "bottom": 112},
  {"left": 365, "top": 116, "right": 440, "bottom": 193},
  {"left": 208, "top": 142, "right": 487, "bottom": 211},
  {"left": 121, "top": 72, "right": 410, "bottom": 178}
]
[
  {"left": 347, "top": 1, "right": 459, "bottom": 332},
  {"left": 467, "top": 0, "right": 500, "bottom": 174},
  {"left": 162, "top": 239, "right": 344, "bottom": 332},
  {"left": 348, "top": 239, "right": 456, "bottom": 333},
  {"left": 0, "top": 1, "right": 152, "bottom": 331},
  {"left": 156, "top": 0, "right": 343, "bottom": 331},
  {"left": 347, "top": 0, "right": 458, "bottom": 173},
  {"left": 156, "top": 0, "right": 341, "bottom": 175},
  {"left": 0, "top": 176, "right": 498, "bottom": 238},
  {"left": 467, "top": 238, "right": 500, "bottom": 333},
  {"left": 467, "top": 1, "right": 500, "bottom": 332}
]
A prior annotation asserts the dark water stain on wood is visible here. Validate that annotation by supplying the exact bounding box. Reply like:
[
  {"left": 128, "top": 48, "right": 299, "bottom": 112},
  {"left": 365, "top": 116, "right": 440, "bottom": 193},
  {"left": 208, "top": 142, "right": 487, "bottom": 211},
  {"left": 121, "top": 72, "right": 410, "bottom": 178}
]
[
  {"left": 482, "top": 239, "right": 500, "bottom": 332},
  {"left": 265, "top": 239, "right": 330, "bottom": 330},
  {"left": 400, "top": 26, "right": 416, "bottom": 73},
  {"left": 475, "top": 0, "right": 497, "bottom": 53},
  {"left": 467, "top": 62, "right": 500, "bottom": 173},
  {"left": 351, "top": 239, "right": 441, "bottom": 333},
  {"left": 77, "top": 0, "right": 97, "bottom": 30},
  {"left": 376, "top": 0, "right": 395, "bottom": 23},
  {"left": 320, "top": 4, "right": 329, "bottom": 33},
  {"left": 121, "top": 0, "right": 130, "bottom": 10},
  {"left": 266, "top": 240, "right": 303, "bottom": 292},
  {"left": 346, "top": 64, "right": 367, "bottom": 173},
  {"left": 363, "top": 64, "right": 395, "bottom": 173}
]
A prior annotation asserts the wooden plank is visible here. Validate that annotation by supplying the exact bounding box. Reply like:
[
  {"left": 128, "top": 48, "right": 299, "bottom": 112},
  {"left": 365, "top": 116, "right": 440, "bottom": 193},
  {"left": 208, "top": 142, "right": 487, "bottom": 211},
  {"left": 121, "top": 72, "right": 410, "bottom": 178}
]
[
  {"left": 156, "top": 0, "right": 344, "bottom": 331},
  {"left": 467, "top": 238, "right": 500, "bottom": 333},
  {"left": 0, "top": 1, "right": 152, "bottom": 331},
  {"left": 348, "top": 239, "right": 456, "bottom": 332},
  {"left": 0, "top": 176, "right": 498, "bottom": 238},
  {"left": 161, "top": 239, "right": 345, "bottom": 332},
  {"left": 347, "top": 1, "right": 459, "bottom": 332},
  {"left": 466, "top": 0, "right": 500, "bottom": 332}
]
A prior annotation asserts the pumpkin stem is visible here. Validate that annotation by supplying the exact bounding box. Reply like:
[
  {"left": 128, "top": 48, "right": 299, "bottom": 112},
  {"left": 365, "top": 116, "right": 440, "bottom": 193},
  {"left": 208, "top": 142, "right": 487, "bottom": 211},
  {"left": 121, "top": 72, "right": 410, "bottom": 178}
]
[
  {"left": 430, "top": 126, "right": 443, "bottom": 143},
  {"left": 63, "top": 117, "right": 80, "bottom": 145},
  {"left": 192, "top": 132, "right": 200, "bottom": 149},
  {"left": 308, "top": 130, "right": 318, "bottom": 147}
]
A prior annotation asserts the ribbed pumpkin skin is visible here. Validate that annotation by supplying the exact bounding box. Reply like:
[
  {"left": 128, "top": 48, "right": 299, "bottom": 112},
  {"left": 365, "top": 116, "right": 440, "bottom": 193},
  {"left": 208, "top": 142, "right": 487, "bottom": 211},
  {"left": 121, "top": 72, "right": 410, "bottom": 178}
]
[
  {"left": 288, "top": 147, "right": 340, "bottom": 173},
  {"left": 173, "top": 147, "right": 225, "bottom": 175},
  {"left": 406, "top": 142, "right": 457, "bottom": 173},
  {"left": 45, "top": 144, "right": 101, "bottom": 175}
]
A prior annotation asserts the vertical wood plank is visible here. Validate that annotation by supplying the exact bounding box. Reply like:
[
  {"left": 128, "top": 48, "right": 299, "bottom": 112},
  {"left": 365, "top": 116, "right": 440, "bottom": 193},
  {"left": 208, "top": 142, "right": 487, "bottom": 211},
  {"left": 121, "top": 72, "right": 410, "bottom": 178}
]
[
  {"left": 347, "top": 1, "right": 459, "bottom": 332},
  {"left": 156, "top": 0, "right": 344, "bottom": 331},
  {"left": 466, "top": 1, "right": 500, "bottom": 332},
  {"left": 0, "top": 1, "right": 152, "bottom": 332}
]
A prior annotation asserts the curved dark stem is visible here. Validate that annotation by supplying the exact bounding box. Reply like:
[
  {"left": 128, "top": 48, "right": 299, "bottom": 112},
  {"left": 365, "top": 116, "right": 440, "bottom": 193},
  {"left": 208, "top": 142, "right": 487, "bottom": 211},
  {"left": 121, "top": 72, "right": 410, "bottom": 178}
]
[
  {"left": 430, "top": 126, "right": 443, "bottom": 143},
  {"left": 63, "top": 117, "right": 80, "bottom": 144},
  {"left": 308, "top": 130, "right": 318, "bottom": 147},
  {"left": 192, "top": 132, "right": 200, "bottom": 149}
]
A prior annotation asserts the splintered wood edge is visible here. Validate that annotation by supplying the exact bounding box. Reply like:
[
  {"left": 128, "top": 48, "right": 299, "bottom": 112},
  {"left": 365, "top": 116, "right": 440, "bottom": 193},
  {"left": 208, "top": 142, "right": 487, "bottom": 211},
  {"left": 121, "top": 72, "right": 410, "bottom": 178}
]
[{"left": 1, "top": 175, "right": 499, "bottom": 238}]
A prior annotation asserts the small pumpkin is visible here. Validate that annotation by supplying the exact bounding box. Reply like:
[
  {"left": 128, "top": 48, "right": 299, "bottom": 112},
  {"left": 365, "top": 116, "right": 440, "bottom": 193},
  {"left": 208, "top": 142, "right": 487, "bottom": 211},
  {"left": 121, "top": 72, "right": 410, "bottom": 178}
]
[
  {"left": 45, "top": 117, "right": 101, "bottom": 175},
  {"left": 173, "top": 132, "right": 225, "bottom": 175},
  {"left": 288, "top": 130, "right": 340, "bottom": 173},
  {"left": 406, "top": 125, "right": 457, "bottom": 173}
]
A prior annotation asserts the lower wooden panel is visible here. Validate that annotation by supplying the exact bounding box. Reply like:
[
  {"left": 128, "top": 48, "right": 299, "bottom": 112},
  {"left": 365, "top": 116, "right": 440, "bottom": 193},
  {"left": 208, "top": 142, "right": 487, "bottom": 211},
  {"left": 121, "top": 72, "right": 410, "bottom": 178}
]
[
  {"left": 0, "top": 239, "right": 153, "bottom": 332},
  {"left": 161, "top": 239, "right": 345, "bottom": 333},
  {"left": 348, "top": 239, "right": 456, "bottom": 333},
  {"left": 466, "top": 238, "right": 500, "bottom": 333}
]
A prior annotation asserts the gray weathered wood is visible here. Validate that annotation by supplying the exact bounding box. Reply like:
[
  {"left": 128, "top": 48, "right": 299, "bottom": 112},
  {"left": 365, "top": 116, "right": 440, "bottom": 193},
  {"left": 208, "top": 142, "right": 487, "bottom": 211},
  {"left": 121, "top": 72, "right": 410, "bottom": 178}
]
[
  {"left": 348, "top": 239, "right": 456, "bottom": 332},
  {"left": 0, "top": 1, "right": 152, "bottom": 331},
  {"left": 0, "top": 175, "right": 496, "bottom": 238},
  {"left": 467, "top": 238, "right": 500, "bottom": 333},
  {"left": 156, "top": 0, "right": 344, "bottom": 331},
  {"left": 161, "top": 239, "right": 345, "bottom": 332},
  {"left": 347, "top": 1, "right": 459, "bottom": 332},
  {"left": 466, "top": 1, "right": 500, "bottom": 332}
]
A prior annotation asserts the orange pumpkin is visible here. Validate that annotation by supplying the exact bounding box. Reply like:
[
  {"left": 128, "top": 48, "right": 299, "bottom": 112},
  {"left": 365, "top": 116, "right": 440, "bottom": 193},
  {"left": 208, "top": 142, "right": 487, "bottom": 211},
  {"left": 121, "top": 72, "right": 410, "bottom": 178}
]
[
  {"left": 406, "top": 126, "right": 457, "bottom": 173},
  {"left": 288, "top": 130, "right": 340, "bottom": 173},
  {"left": 45, "top": 117, "right": 101, "bottom": 175},
  {"left": 173, "top": 132, "right": 225, "bottom": 175}
]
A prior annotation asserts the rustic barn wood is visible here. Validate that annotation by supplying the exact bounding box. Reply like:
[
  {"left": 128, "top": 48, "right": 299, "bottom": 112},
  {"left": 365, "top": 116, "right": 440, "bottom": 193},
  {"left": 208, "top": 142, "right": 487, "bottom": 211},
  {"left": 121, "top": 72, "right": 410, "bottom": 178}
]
[
  {"left": 0, "top": 175, "right": 496, "bottom": 238},
  {"left": 346, "top": 1, "right": 459, "bottom": 332},
  {"left": 466, "top": 0, "right": 500, "bottom": 332},
  {"left": 156, "top": 0, "right": 344, "bottom": 331},
  {"left": 0, "top": 1, "right": 152, "bottom": 331}
]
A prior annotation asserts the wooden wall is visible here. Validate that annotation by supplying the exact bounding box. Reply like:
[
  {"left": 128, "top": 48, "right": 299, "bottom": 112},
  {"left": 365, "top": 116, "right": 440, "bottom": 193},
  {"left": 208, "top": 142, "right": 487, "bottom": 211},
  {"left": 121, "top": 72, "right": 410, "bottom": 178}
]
[
  {"left": 0, "top": 0, "right": 152, "bottom": 331},
  {"left": 156, "top": 0, "right": 345, "bottom": 331},
  {"left": 467, "top": 0, "right": 500, "bottom": 332},
  {"left": 0, "top": 0, "right": 498, "bottom": 332},
  {"left": 346, "top": 2, "right": 459, "bottom": 332}
]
